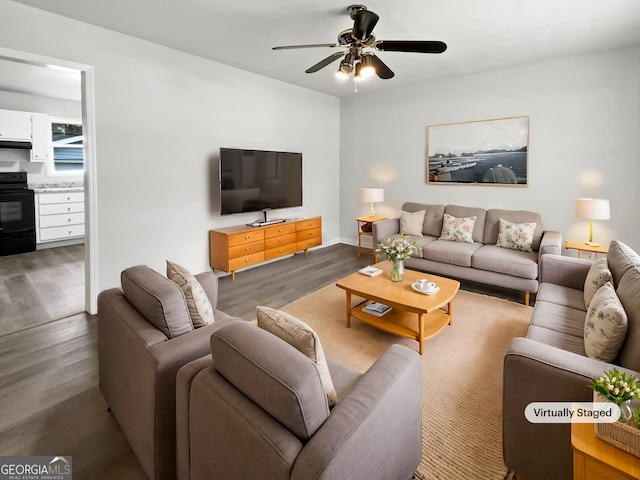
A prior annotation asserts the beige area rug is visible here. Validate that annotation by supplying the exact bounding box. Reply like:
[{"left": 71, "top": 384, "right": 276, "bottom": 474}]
[{"left": 280, "top": 284, "right": 531, "bottom": 480}]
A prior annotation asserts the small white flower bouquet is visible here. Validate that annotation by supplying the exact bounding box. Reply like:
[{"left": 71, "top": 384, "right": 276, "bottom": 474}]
[{"left": 376, "top": 235, "right": 419, "bottom": 262}]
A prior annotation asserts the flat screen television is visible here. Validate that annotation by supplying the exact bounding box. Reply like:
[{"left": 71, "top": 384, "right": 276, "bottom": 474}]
[{"left": 219, "top": 148, "right": 303, "bottom": 217}]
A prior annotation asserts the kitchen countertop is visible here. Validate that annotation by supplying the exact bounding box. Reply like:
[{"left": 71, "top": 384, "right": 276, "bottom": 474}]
[{"left": 30, "top": 182, "right": 84, "bottom": 193}]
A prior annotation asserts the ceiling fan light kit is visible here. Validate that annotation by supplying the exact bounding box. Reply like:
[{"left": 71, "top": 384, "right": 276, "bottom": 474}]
[{"left": 273, "top": 4, "right": 447, "bottom": 87}]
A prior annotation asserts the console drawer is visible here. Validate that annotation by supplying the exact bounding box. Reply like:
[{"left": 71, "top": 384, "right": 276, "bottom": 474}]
[{"left": 228, "top": 251, "right": 265, "bottom": 271}]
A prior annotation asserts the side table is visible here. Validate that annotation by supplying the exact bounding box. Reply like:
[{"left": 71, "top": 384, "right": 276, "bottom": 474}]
[
  {"left": 356, "top": 215, "right": 387, "bottom": 261},
  {"left": 565, "top": 241, "right": 609, "bottom": 259},
  {"left": 572, "top": 421, "right": 640, "bottom": 480}
]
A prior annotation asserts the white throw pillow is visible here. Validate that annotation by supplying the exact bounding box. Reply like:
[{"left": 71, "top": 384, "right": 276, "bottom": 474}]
[
  {"left": 439, "top": 213, "right": 476, "bottom": 243},
  {"left": 496, "top": 218, "right": 537, "bottom": 253},
  {"left": 584, "top": 282, "right": 628, "bottom": 362},
  {"left": 166, "top": 260, "right": 215, "bottom": 328},
  {"left": 256, "top": 306, "right": 337, "bottom": 406},
  {"left": 584, "top": 257, "right": 613, "bottom": 309},
  {"left": 400, "top": 210, "right": 426, "bottom": 237}
]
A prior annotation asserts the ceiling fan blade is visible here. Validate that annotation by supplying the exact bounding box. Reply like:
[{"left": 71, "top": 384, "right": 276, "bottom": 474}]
[
  {"left": 375, "top": 40, "right": 447, "bottom": 54},
  {"left": 353, "top": 9, "right": 379, "bottom": 41},
  {"left": 273, "top": 44, "right": 339, "bottom": 50},
  {"left": 370, "top": 54, "right": 394, "bottom": 79},
  {"left": 305, "top": 52, "right": 345, "bottom": 73}
]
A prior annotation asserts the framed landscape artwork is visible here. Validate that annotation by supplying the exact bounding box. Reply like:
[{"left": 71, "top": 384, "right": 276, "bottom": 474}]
[{"left": 426, "top": 116, "right": 529, "bottom": 185}]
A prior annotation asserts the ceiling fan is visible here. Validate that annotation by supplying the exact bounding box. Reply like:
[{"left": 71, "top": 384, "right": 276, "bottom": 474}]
[{"left": 272, "top": 4, "right": 447, "bottom": 81}]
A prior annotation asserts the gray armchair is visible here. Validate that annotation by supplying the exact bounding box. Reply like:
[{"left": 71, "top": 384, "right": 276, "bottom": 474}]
[
  {"left": 98, "top": 265, "right": 238, "bottom": 479},
  {"left": 176, "top": 321, "right": 422, "bottom": 480}
]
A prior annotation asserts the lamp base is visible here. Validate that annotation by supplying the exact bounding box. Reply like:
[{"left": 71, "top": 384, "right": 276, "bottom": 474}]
[{"left": 584, "top": 241, "right": 601, "bottom": 247}]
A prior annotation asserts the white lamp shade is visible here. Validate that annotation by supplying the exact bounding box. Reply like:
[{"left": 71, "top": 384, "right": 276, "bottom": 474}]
[
  {"left": 575, "top": 198, "right": 610, "bottom": 220},
  {"left": 360, "top": 188, "right": 384, "bottom": 203}
]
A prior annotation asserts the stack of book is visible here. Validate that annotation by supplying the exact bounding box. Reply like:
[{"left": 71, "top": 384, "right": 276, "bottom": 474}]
[
  {"left": 358, "top": 266, "right": 383, "bottom": 277},
  {"left": 362, "top": 302, "right": 392, "bottom": 317}
]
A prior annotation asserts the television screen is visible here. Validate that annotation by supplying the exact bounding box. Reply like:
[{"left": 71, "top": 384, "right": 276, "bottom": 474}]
[{"left": 219, "top": 148, "right": 303, "bottom": 216}]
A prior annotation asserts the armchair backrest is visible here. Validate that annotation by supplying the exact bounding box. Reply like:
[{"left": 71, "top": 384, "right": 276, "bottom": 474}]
[
  {"left": 121, "top": 265, "right": 194, "bottom": 338},
  {"left": 210, "top": 321, "right": 330, "bottom": 440}
]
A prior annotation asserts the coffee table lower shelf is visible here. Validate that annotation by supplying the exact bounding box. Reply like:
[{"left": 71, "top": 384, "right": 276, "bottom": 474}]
[{"left": 351, "top": 300, "right": 452, "bottom": 354}]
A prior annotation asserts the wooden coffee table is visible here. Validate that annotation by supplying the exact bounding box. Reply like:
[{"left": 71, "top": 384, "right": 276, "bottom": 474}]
[{"left": 335, "top": 261, "right": 460, "bottom": 354}]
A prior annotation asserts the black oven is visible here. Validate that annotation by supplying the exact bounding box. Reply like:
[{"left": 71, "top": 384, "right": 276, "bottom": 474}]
[{"left": 0, "top": 172, "right": 36, "bottom": 256}]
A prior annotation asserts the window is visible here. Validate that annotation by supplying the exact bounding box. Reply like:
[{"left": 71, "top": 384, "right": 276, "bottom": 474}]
[{"left": 50, "top": 119, "right": 84, "bottom": 174}]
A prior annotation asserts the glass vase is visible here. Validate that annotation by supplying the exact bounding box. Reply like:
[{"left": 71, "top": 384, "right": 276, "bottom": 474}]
[
  {"left": 390, "top": 259, "right": 405, "bottom": 282},
  {"left": 619, "top": 399, "right": 633, "bottom": 422}
]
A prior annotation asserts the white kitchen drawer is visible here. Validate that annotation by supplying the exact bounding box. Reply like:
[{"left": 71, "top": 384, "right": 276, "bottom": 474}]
[
  {"left": 39, "top": 224, "right": 85, "bottom": 242},
  {"left": 39, "top": 212, "right": 84, "bottom": 228},
  {"left": 38, "top": 192, "right": 84, "bottom": 204},
  {"left": 39, "top": 203, "right": 84, "bottom": 215}
]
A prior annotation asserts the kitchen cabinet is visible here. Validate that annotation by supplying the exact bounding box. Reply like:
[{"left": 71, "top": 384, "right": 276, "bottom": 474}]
[
  {"left": 30, "top": 113, "right": 50, "bottom": 162},
  {"left": 35, "top": 191, "right": 85, "bottom": 244},
  {"left": 0, "top": 109, "right": 31, "bottom": 142}
]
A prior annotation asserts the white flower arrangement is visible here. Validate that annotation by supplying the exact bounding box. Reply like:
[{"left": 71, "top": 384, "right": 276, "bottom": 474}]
[
  {"left": 376, "top": 235, "right": 419, "bottom": 262},
  {"left": 591, "top": 368, "right": 640, "bottom": 405}
]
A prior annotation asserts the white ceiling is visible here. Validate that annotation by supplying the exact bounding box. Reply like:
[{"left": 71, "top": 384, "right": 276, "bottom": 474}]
[{"left": 4, "top": 0, "right": 640, "bottom": 99}]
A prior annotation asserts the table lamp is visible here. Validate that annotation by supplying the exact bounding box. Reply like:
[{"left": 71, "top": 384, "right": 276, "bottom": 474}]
[
  {"left": 575, "top": 198, "right": 610, "bottom": 247},
  {"left": 360, "top": 188, "right": 384, "bottom": 217}
]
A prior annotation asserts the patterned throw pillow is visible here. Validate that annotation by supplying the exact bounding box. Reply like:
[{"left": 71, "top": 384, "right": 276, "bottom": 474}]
[
  {"left": 584, "top": 257, "right": 613, "bottom": 309},
  {"left": 166, "top": 260, "right": 215, "bottom": 328},
  {"left": 496, "top": 218, "right": 537, "bottom": 252},
  {"left": 400, "top": 210, "right": 426, "bottom": 237},
  {"left": 256, "top": 306, "right": 337, "bottom": 406},
  {"left": 584, "top": 282, "right": 628, "bottom": 361},
  {"left": 439, "top": 213, "right": 476, "bottom": 243}
]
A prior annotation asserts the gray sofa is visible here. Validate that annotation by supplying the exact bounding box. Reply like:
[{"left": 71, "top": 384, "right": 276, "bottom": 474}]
[
  {"left": 98, "top": 265, "right": 242, "bottom": 480},
  {"left": 373, "top": 203, "right": 562, "bottom": 305},
  {"left": 176, "top": 321, "right": 422, "bottom": 480},
  {"left": 503, "top": 240, "right": 640, "bottom": 479}
]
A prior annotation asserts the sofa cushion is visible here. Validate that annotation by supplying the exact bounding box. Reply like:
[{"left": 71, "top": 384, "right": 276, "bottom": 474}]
[
  {"left": 616, "top": 266, "right": 640, "bottom": 371},
  {"left": 496, "top": 218, "right": 537, "bottom": 253},
  {"left": 400, "top": 210, "right": 426, "bottom": 237},
  {"left": 537, "top": 283, "right": 586, "bottom": 312},
  {"left": 471, "top": 245, "right": 538, "bottom": 279},
  {"left": 526, "top": 325, "right": 587, "bottom": 356},
  {"left": 584, "top": 282, "right": 628, "bottom": 362},
  {"left": 607, "top": 240, "right": 640, "bottom": 287},
  {"left": 401, "top": 202, "right": 445, "bottom": 237},
  {"left": 439, "top": 213, "right": 477, "bottom": 243},
  {"left": 530, "top": 300, "right": 589, "bottom": 338},
  {"left": 424, "top": 239, "right": 482, "bottom": 267},
  {"left": 444, "top": 205, "right": 487, "bottom": 243},
  {"left": 166, "top": 260, "right": 214, "bottom": 328},
  {"left": 121, "top": 265, "right": 194, "bottom": 338},
  {"left": 484, "top": 209, "right": 543, "bottom": 251},
  {"left": 256, "top": 306, "right": 337, "bottom": 406},
  {"left": 210, "top": 321, "right": 330, "bottom": 441},
  {"left": 583, "top": 257, "right": 612, "bottom": 309}
]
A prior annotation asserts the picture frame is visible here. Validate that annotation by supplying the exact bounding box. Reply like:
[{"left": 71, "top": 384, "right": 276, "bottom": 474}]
[{"left": 426, "top": 116, "right": 529, "bottom": 185}]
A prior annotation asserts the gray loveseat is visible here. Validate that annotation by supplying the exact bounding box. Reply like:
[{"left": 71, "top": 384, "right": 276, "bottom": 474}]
[
  {"left": 373, "top": 203, "right": 562, "bottom": 305},
  {"left": 176, "top": 321, "right": 422, "bottom": 480},
  {"left": 503, "top": 240, "right": 640, "bottom": 479}
]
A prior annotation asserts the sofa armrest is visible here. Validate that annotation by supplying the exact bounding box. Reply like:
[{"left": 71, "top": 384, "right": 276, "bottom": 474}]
[
  {"left": 538, "top": 230, "right": 562, "bottom": 257},
  {"left": 291, "top": 345, "right": 422, "bottom": 480},
  {"left": 372, "top": 218, "right": 400, "bottom": 247},
  {"left": 503, "top": 337, "right": 637, "bottom": 480},
  {"left": 195, "top": 271, "right": 219, "bottom": 309},
  {"left": 539, "top": 254, "right": 593, "bottom": 289}
]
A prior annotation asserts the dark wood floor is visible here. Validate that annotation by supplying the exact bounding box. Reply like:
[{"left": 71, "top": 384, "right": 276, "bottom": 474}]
[
  {"left": 0, "top": 244, "right": 85, "bottom": 336},
  {"left": 0, "top": 243, "right": 529, "bottom": 478}
]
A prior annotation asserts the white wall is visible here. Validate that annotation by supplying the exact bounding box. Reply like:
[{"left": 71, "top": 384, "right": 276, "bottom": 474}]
[
  {"left": 340, "top": 45, "right": 640, "bottom": 252},
  {"left": 0, "top": 1, "right": 341, "bottom": 293}
]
